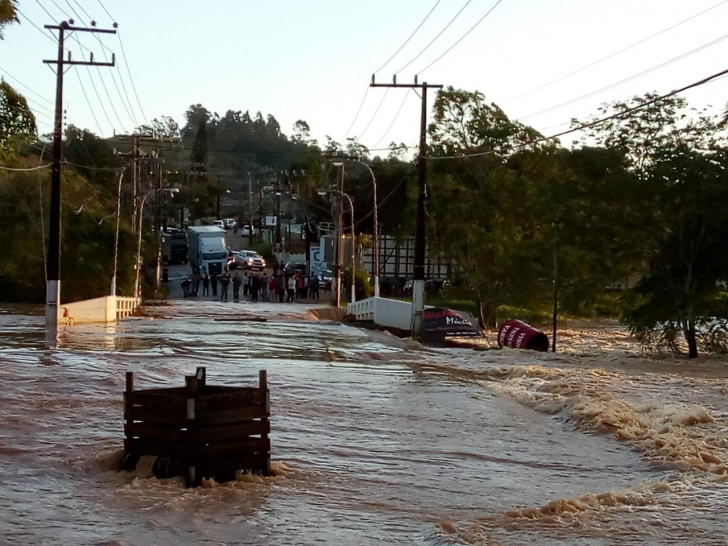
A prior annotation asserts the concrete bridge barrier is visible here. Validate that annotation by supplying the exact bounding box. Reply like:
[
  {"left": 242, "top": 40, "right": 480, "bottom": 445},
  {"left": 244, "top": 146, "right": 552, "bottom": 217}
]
[{"left": 61, "top": 296, "right": 141, "bottom": 325}]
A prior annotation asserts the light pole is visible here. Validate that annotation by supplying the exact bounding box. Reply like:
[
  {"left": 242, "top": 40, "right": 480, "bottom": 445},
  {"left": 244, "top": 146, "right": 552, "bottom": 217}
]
[
  {"left": 328, "top": 157, "right": 379, "bottom": 297},
  {"left": 330, "top": 162, "right": 345, "bottom": 306},
  {"left": 134, "top": 188, "right": 179, "bottom": 299}
]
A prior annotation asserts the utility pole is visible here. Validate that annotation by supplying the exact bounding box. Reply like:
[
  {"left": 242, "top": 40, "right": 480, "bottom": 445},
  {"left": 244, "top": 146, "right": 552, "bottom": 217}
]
[
  {"left": 248, "top": 173, "right": 254, "bottom": 247},
  {"left": 43, "top": 20, "right": 116, "bottom": 346},
  {"left": 370, "top": 76, "right": 442, "bottom": 340},
  {"left": 216, "top": 173, "right": 221, "bottom": 219},
  {"left": 332, "top": 164, "right": 344, "bottom": 307}
]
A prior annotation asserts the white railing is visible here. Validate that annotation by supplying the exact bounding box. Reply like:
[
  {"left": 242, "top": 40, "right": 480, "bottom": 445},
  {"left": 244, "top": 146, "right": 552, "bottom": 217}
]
[{"left": 116, "top": 296, "right": 141, "bottom": 320}]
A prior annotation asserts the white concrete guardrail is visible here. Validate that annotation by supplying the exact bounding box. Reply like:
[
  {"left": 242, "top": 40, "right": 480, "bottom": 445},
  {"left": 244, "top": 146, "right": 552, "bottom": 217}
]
[
  {"left": 61, "top": 296, "right": 142, "bottom": 325},
  {"left": 347, "top": 297, "right": 431, "bottom": 332}
]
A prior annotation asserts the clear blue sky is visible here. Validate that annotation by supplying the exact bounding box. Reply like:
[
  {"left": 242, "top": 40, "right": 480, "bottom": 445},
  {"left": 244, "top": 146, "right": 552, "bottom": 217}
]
[{"left": 2, "top": 0, "right": 728, "bottom": 153}]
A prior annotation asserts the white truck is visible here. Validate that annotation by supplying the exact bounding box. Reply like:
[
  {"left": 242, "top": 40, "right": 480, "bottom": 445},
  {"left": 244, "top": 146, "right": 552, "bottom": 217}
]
[{"left": 187, "top": 226, "right": 228, "bottom": 277}]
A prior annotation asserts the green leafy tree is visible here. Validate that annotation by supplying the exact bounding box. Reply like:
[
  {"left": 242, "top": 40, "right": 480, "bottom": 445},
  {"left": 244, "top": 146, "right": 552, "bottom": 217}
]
[
  {"left": 0, "top": 80, "right": 36, "bottom": 157},
  {"left": 581, "top": 94, "right": 728, "bottom": 357},
  {"left": 0, "top": 0, "right": 17, "bottom": 39}
]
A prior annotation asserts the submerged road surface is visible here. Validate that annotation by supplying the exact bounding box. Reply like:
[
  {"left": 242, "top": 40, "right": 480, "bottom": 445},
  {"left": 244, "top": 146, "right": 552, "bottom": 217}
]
[{"left": 0, "top": 301, "right": 726, "bottom": 545}]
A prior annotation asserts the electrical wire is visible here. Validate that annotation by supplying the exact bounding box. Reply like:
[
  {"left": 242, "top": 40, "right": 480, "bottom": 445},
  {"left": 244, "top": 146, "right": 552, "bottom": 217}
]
[
  {"left": 49, "top": 0, "right": 73, "bottom": 20},
  {"left": 427, "top": 66, "right": 728, "bottom": 160},
  {"left": 95, "top": 0, "right": 114, "bottom": 21},
  {"left": 0, "top": 67, "right": 54, "bottom": 107},
  {"left": 84, "top": 67, "right": 115, "bottom": 131},
  {"left": 396, "top": 0, "right": 473, "bottom": 75},
  {"left": 33, "top": 0, "right": 57, "bottom": 22},
  {"left": 70, "top": 0, "right": 93, "bottom": 21},
  {"left": 372, "top": 89, "right": 412, "bottom": 148},
  {"left": 74, "top": 68, "right": 105, "bottom": 135},
  {"left": 15, "top": 7, "right": 56, "bottom": 43},
  {"left": 63, "top": 0, "right": 83, "bottom": 21},
  {"left": 117, "top": 31, "right": 148, "bottom": 123},
  {"left": 519, "top": 32, "right": 728, "bottom": 121},
  {"left": 416, "top": 0, "right": 504, "bottom": 75},
  {"left": 357, "top": 88, "right": 390, "bottom": 139},
  {"left": 0, "top": 164, "right": 52, "bottom": 171},
  {"left": 341, "top": 87, "right": 370, "bottom": 142},
  {"left": 373, "top": 0, "right": 442, "bottom": 75},
  {"left": 504, "top": 0, "right": 728, "bottom": 105}
]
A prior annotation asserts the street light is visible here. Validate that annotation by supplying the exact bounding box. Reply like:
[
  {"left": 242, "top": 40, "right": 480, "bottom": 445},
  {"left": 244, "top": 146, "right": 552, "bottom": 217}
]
[
  {"left": 320, "top": 187, "right": 356, "bottom": 304},
  {"left": 328, "top": 156, "right": 380, "bottom": 297},
  {"left": 134, "top": 187, "right": 179, "bottom": 299}
]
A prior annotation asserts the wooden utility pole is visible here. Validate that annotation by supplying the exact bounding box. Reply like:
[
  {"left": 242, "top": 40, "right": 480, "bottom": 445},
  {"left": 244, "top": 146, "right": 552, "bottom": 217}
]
[
  {"left": 248, "top": 173, "right": 254, "bottom": 247},
  {"left": 43, "top": 20, "right": 116, "bottom": 346},
  {"left": 370, "top": 76, "right": 442, "bottom": 340}
]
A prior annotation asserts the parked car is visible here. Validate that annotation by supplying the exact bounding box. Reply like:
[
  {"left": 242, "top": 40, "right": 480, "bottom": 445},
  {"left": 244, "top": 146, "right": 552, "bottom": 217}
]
[
  {"left": 317, "top": 269, "right": 333, "bottom": 291},
  {"left": 222, "top": 218, "right": 236, "bottom": 229},
  {"left": 229, "top": 249, "right": 266, "bottom": 271},
  {"left": 240, "top": 224, "right": 255, "bottom": 237},
  {"left": 283, "top": 262, "right": 306, "bottom": 275},
  {"left": 213, "top": 220, "right": 225, "bottom": 229}
]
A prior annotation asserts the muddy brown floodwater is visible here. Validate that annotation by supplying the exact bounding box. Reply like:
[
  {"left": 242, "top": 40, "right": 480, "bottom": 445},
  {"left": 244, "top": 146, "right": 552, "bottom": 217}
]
[{"left": 0, "top": 301, "right": 727, "bottom": 545}]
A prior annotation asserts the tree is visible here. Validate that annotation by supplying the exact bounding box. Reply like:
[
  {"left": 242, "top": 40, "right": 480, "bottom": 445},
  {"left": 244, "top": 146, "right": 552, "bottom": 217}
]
[
  {"left": 0, "top": 80, "right": 36, "bottom": 157},
  {"left": 581, "top": 94, "right": 728, "bottom": 357},
  {"left": 426, "top": 88, "right": 549, "bottom": 327},
  {"left": 0, "top": 0, "right": 17, "bottom": 39}
]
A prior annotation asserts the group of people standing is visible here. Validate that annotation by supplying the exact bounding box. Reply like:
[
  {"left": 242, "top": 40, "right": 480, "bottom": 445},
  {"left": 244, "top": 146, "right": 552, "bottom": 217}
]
[{"left": 181, "top": 269, "right": 322, "bottom": 303}]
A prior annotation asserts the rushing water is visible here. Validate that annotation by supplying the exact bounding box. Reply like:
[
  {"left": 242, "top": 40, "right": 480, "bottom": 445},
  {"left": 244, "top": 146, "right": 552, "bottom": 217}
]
[{"left": 0, "top": 302, "right": 726, "bottom": 545}]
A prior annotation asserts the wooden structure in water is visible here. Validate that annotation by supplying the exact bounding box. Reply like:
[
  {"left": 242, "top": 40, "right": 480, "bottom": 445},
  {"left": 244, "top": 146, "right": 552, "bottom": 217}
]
[{"left": 123, "top": 367, "right": 270, "bottom": 487}]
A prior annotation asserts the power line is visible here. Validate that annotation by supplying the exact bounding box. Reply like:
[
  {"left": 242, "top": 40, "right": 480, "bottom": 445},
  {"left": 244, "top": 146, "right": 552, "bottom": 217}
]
[
  {"left": 373, "top": 0, "right": 442, "bottom": 75},
  {"left": 372, "top": 89, "right": 412, "bottom": 148},
  {"left": 15, "top": 7, "right": 55, "bottom": 43},
  {"left": 519, "top": 32, "right": 728, "bottom": 121},
  {"left": 117, "top": 31, "right": 148, "bottom": 123},
  {"left": 0, "top": 164, "right": 52, "bottom": 171},
  {"left": 70, "top": 0, "right": 93, "bottom": 21},
  {"left": 342, "top": 87, "right": 370, "bottom": 142},
  {"left": 416, "top": 0, "right": 504, "bottom": 75},
  {"left": 48, "top": 0, "right": 73, "bottom": 20},
  {"left": 504, "top": 0, "right": 728, "bottom": 105},
  {"left": 396, "top": 0, "right": 473, "bottom": 75},
  {"left": 428, "top": 66, "right": 728, "bottom": 160},
  {"left": 63, "top": 0, "right": 83, "bottom": 21},
  {"left": 74, "top": 68, "right": 105, "bottom": 136},
  {"left": 33, "top": 0, "right": 57, "bottom": 22},
  {"left": 357, "top": 88, "right": 390, "bottom": 139},
  {"left": 95, "top": 0, "right": 115, "bottom": 21},
  {"left": 0, "top": 68, "right": 54, "bottom": 109}
]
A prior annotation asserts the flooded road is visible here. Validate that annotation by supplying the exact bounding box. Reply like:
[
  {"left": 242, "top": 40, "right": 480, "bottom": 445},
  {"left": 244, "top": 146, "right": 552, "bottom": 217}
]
[{"left": 0, "top": 302, "right": 726, "bottom": 545}]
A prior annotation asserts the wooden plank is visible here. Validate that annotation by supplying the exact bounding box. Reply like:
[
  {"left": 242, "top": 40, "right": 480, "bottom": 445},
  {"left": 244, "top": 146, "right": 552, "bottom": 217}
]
[
  {"left": 124, "top": 420, "right": 270, "bottom": 443},
  {"left": 124, "top": 406, "right": 188, "bottom": 426},
  {"left": 125, "top": 391, "right": 187, "bottom": 409},
  {"left": 136, "top": 386, "right": 187, "bottom": 395},
  {"left": 196, "top": 389, "right": 266, "bottom": 411},
  {"left": 195, "top": 405, "right": 269, "bottom": 425},
  {"left": 125, "top": 437, "right": 269, "bottom": 460},
  {"left": 190, "top": 421, "right": 270, "bottom": 443},
  {"left": 125, "top": 404, "right": 268, "bottom": 426},
  {"left": 200, "top": 386, "right": 259, "bottom": 395}
]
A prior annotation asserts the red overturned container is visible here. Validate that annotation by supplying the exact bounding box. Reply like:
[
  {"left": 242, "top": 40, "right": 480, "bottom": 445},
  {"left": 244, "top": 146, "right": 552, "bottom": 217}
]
[{"left": 497, "top": 319, "right": 550, "bottom": 352}]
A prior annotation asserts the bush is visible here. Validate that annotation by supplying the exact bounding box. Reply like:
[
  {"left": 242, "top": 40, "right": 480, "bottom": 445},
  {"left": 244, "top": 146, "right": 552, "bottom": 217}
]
[{"left": 343, "top": 267, "right": 373, "bottom": 301}]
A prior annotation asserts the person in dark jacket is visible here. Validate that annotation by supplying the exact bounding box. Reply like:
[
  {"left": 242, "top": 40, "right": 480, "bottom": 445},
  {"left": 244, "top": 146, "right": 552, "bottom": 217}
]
[
  {"left": 220, "top": 273, "right": 231, "bottom": 301},
  {"left": 232, "top": 273, "right": 242, "bottom": 300},
  {"left": 211, "top": 273, "right": 218, "bottom": 297},
  {"left": 202, "top": 274, "right": 210, "bottom": 296},
  {"left": 250, "top": 274, "right": 260, "bottom": 301}
]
